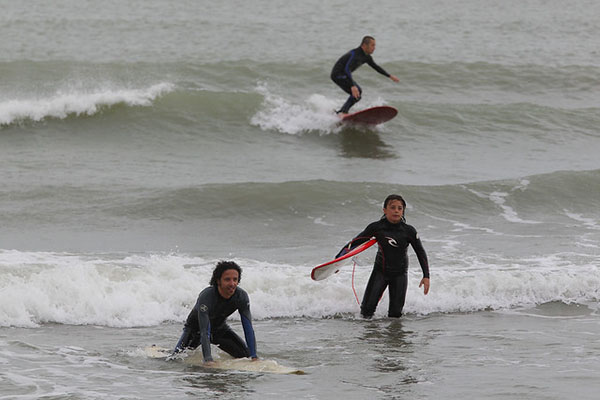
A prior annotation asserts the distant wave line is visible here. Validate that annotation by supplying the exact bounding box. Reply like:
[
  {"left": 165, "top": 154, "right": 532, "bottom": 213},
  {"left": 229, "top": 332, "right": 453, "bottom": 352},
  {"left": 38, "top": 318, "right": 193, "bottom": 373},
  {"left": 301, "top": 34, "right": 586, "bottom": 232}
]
[{"left": 0, "top": 82, "right": 175, "bottom": 126}]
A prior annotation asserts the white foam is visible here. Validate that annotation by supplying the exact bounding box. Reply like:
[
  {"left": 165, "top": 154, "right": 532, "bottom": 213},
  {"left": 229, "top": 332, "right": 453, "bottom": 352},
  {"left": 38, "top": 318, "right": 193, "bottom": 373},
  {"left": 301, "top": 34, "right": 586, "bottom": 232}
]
[
  {"left": 565, "top": 210, "right": 599, "bottom": 230},
  {"left": 250, "top": 82, "right": 388, "bottom": 135},
  {"left": 1, "top": 249, "right": 599, "bottom": 327},
  {"left": 467, "top": 186, "right": 541, "bottom": 224},
  {"left": 0, "top": 250, "right": 205, "bottom": 328},
  {"left": 250, "top": 83, "right": 337, "bottom": 134},
  {"left": 310, "top": 216, "right": 334, "bottom": 226},
  {"left": 0, "top": 82, "right": 174, "bottom": 125}
]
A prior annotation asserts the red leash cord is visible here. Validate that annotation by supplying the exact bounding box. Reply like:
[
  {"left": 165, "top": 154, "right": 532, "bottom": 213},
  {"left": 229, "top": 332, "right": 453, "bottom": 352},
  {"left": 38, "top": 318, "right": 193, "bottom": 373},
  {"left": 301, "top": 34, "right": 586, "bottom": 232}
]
[{"left": 351, "top": 258, "right": 361, "bottom": 306}]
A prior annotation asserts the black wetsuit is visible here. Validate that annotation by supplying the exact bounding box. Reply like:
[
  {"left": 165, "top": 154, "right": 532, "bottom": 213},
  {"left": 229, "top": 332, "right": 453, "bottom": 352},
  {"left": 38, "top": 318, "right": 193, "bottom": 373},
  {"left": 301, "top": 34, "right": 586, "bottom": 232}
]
[
  {"left": 174, "top": 286, "right": 257, "bottom": 362},
  {"left": 337, "top": 217, "right": 429, "bottom": 318},
  {"left": 330, "top": 46, "right": 391, "bottom": 113}
]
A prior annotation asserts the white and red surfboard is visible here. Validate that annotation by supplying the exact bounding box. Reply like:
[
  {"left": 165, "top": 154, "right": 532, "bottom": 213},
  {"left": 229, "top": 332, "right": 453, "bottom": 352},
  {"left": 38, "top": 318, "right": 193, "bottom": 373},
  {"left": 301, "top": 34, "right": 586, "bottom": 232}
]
[{"left": 311, "top": 239, "right": 377, "bottom": 281}]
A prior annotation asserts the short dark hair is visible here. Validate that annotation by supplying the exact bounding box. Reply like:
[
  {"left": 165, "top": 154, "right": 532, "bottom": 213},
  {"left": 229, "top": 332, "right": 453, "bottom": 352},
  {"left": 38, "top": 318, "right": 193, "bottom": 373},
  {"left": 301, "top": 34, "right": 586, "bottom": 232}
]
[
  {"left": 361, "top": 36, "right": 375, "bottom": 46},
  {"left": 383, "top": 194, "right": 406, "bottom": 209},
  {"left": 209, "top": 261, "right": 242, "bottom": 286}
]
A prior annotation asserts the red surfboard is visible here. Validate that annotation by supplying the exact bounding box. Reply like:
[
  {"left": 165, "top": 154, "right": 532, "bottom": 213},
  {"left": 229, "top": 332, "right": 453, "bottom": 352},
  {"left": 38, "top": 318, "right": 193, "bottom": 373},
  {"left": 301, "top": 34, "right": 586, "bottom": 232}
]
[
  {"left": 340, "top": 106, "right": 397, "bottom": 125},
  {"left": 311, "top": 239, "right": 377, "bottom": 281}
]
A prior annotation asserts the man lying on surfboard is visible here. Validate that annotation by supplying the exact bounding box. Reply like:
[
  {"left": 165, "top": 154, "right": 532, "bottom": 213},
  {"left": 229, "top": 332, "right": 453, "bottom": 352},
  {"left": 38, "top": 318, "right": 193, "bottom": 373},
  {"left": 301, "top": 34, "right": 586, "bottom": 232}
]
[
  {"left": 331, "top": 35, "right": 399, "bottom": 115},
  {"left": 172, "top": 261, "right": 258, "bottom": 364}
]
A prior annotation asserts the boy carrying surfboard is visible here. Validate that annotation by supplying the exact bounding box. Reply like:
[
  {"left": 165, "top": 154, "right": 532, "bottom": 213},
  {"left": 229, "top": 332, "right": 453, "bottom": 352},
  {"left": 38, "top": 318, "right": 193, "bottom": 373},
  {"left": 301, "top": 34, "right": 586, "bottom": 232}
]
[{"left": 335, "top": 194, "right": 430, "bottom": 318}]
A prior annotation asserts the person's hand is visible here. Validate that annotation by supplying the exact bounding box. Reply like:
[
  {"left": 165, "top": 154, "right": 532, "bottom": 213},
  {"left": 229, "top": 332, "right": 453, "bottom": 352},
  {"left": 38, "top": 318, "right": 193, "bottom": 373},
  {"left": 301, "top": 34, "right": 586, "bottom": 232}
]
[
  {"left": 390, "top": 75, "right": 400, "bottom": 83},
  {"left": 351, "top": 85, "right": 360, "bottom": 99},
  {"left": 419, "top": 278, "right": 430, "bottom": 295}
]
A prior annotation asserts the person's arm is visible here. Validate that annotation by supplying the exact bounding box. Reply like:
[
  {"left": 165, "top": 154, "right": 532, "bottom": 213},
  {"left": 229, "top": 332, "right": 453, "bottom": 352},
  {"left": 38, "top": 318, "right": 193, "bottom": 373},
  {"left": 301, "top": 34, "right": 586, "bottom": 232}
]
[
  {"left": 343, "top": 50, "right": 357, "bottom": 86},
  {"left": 196, "top": 295, "right": 214, "bottom": 362},
  {"left": 366, "top": 58, "right": 399, "bottom": 82},
  {"left": 239, "top": 295, "right": 258, "bottom": 359},
  {"left": 410, "top": 230, "right": 430, "bottom": 295},
  {"left": 366, "top": 57, "right": 390, "bottom": 76},
  {"left": 335, "top": 222, "right": 377, "bottom": 258},
  {"left": 342, "top": 50, "right": 361, "bottom": 99}
]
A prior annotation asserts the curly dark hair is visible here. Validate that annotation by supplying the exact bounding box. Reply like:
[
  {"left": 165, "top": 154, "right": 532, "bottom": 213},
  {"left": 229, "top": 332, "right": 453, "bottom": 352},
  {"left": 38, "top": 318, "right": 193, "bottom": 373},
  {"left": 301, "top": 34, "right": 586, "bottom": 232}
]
[{"left": 209, "top": 261, "right": 242, "bottom": 286}]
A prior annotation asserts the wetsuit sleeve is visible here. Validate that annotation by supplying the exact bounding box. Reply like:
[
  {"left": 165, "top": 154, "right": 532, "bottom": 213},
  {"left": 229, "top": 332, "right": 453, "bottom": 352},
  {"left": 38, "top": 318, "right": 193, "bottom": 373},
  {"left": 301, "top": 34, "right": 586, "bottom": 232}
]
[
  {"left": 238, "top": 291, "right": 257, "bottom": 358},
  {"left": 366, "top": 56, "right": 391, "bottom": 77},
  {"left": 335, "top": 221, "right": 378, "bottom": 258},
  {"left": 409, "top": 228, "right": 430, "bottom": 278},
  {"left": 196, "top": 291, "right": 213, "bottom": 362}
]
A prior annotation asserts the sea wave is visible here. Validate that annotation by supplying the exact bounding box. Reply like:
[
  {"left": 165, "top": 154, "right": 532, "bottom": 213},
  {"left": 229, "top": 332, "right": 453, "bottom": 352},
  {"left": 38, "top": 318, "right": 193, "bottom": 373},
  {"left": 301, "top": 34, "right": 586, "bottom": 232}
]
[
  {"left": 3, "top": 170, "right": 599, "bottom": 225},
  {"left": 0, "top": 82, "right": 174, "bottom": 126},
  {"left": 3, "top": 58, "right": 598, "bottom": 133},
  {"left": 1, "top": 249, "right": 598, "bottom": 328}
]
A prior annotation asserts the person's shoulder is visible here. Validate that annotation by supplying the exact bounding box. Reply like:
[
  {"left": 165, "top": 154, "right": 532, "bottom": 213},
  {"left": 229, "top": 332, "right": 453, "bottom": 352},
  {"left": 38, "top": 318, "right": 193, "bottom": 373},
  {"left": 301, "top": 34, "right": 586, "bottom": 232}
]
[
  {"left": 233, "top": 287, "right": 251, "bottom": 308},
  {"left": 198, "top": 286, "right": 216, "bottom": 298},
  {"left": 402, "top": 222, "right": 419, "bottom": 235},
  {"left": 366, "top": 219, "right": 385, "bottom": 231},
  {"left": 235, "top": 287, "right": 250, "bottom": 299}
]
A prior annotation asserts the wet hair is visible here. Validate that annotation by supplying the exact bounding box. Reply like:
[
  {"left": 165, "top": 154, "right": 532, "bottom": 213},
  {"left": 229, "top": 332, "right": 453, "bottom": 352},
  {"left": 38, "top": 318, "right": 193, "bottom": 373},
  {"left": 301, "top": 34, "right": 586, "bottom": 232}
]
[
  {"left": 209, "top": 261, "right": 242, "bottom": 286},
  {"left": 383, "top": 194, "right": 406, "bottom": 209},
  {"left": 382, "top": 194, "right": 407, "bottom": 222},
  {"left": 361, "top": 36, "right": 375, "bottom": 46}
]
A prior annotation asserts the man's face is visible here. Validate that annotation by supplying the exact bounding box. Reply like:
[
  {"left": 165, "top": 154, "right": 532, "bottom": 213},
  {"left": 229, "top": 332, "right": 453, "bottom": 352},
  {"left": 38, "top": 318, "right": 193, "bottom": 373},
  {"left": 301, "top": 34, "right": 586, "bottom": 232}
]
[
  {"left": 217, "top": 269, "right": 239, "bottom": 299},
  {"left": 363, "top": 40, "right": 376, "bottom": 55}
]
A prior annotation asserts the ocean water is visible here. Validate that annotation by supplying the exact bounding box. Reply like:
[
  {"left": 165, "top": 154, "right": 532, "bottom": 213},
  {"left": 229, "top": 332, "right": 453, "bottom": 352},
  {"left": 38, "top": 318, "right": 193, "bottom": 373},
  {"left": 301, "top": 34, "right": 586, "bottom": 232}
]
[{"left": 1, "top": 0, "right": 600, "bottom": 399}]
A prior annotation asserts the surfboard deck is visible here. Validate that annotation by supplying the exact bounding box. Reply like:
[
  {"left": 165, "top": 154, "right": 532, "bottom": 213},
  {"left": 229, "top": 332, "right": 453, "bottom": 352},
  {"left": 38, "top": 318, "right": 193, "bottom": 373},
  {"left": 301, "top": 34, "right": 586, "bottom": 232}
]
[
  {"left": 311, "top": 239, "right": 377, "bottom": 281},
  {"left": 145, "top": 345, "right": 172, "bottom": 359},
  {"left": 143, "top": 345, "right": 305, "bottom": 375},
  {"left": 340, "top": 106, "right": 397, "bottom": 125}
]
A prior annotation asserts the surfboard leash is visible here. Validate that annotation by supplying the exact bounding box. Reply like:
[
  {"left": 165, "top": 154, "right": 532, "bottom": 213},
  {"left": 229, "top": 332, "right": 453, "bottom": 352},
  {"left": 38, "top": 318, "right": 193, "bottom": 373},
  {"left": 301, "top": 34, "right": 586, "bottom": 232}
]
[{"left": 351, "top": 258, "right": 361, "bottom": 306}]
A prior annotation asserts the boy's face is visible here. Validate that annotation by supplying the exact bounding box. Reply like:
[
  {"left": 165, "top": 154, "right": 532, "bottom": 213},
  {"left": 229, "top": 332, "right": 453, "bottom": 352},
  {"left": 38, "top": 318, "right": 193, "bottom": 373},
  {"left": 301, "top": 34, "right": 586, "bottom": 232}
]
[{"left": 383, "top": 199, "right": 404, "bottom": 224}]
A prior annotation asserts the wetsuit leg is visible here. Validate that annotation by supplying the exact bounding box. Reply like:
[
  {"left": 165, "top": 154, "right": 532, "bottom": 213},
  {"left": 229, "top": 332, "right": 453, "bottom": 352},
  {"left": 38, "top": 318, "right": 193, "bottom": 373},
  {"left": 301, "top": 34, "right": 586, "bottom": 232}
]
[
  {"left": 211, "top": 325, "right": 250, "bottom": 358},
  {"left": 331, "top": 76, "right": 362, "bottom": 113},
  {"left": 360, "top": 268, "right": 388, "bottom": 318},
  {"left": 387, "top": 273, "right": 408, "bottom": 318}
]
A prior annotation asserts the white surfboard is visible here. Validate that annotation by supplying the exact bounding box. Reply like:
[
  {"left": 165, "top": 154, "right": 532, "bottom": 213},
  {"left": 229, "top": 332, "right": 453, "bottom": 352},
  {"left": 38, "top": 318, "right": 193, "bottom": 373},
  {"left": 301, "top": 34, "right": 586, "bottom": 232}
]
[
  {"left": 143, "top": 345, "right": 304, "bottom": 375},
  {"left": 145, "top": 345, "right": 173, "bottom": 359},
  {"left": 311, "top": 238, "right": 377, "bottom": 281}
]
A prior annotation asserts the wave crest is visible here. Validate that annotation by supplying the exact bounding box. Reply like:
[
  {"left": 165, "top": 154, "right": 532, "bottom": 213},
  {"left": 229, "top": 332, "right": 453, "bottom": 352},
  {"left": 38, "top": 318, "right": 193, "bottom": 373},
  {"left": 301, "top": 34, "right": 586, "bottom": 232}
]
[{"left": 0, "top": 82, "right": 174, "bottom": 126}]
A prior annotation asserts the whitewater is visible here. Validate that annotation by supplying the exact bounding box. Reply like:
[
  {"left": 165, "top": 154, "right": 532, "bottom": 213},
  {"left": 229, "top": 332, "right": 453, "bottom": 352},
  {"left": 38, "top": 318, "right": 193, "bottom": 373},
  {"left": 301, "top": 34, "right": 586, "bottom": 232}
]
[{"left": 2, "top": 0, "right": 600, "bottom": 399}]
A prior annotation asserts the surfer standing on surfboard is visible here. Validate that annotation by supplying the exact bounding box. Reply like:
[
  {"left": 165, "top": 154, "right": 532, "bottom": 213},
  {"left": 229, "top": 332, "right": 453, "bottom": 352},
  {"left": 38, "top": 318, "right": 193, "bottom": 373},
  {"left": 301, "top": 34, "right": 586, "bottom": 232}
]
[
  {"left": 172, "top": 261, "right": 258, "bottom": 363},
  {"left": 336, "top": 194, "right": 430, "bottom": 318},
  {"left": 331, "top": 36, "right": 400, "bottom": 115}
]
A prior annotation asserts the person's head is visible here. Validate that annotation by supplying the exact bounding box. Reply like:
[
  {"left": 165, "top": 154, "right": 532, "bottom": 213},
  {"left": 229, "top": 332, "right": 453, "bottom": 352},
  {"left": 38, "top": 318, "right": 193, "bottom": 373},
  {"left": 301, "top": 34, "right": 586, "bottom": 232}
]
[
  {"left": 382, "top": 194, "right": 406, "bottom": 224},
  {"left": 210, "top": 261, "right": 242, "bottom": 299},
  {"left": 360, "top": 36, "right": 376, "bottom": 55}
]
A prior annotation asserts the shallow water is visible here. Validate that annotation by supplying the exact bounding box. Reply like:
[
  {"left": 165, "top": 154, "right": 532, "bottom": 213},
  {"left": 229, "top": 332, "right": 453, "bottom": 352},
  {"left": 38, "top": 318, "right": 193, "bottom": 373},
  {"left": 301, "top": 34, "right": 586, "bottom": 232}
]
[
  {"left": 2, "top": 305, "right": 599, "bottom": 399},
  {"left": 2, "top": 1, "right": 600, "bottom": 398}
]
